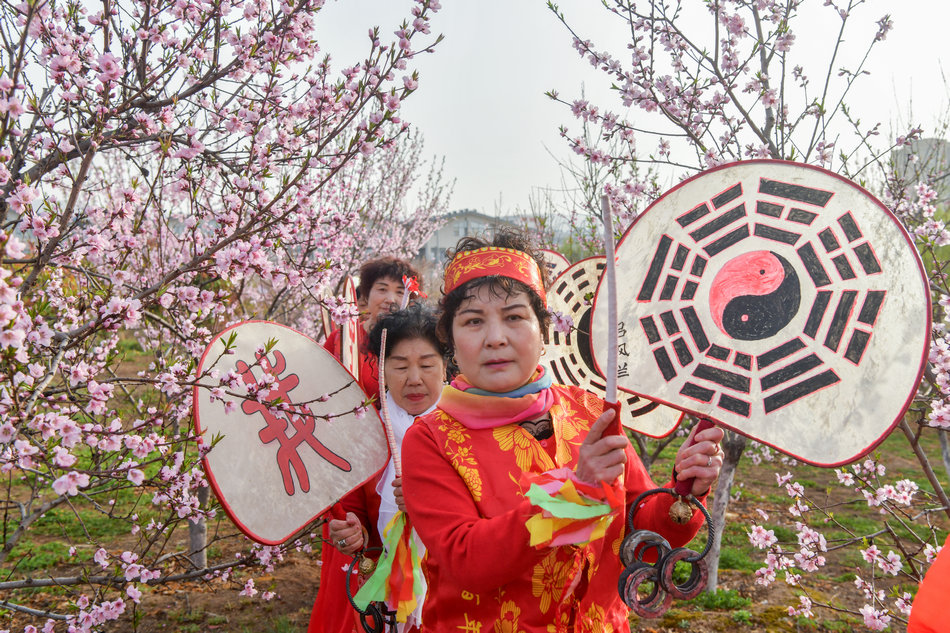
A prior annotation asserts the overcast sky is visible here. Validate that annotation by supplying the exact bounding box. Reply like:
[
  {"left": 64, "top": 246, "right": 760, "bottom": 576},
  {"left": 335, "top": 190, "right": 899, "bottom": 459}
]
[{"left": 316, "top": 0, "right": 949, "bottom": 215}]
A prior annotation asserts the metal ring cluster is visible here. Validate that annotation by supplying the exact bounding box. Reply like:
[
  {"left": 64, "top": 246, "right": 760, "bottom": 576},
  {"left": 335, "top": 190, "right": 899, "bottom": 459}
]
[{"left": 617, "top": 488, "right": 715, "bottom": 618}]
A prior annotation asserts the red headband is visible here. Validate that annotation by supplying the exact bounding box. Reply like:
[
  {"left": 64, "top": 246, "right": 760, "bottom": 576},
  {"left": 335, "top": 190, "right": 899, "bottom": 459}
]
[{"left": 444, "top": 247, "right": 546, "bottom": 307}]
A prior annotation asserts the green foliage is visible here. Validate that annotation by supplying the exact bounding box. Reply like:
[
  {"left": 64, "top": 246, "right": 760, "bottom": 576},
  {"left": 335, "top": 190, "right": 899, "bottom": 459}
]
[
  {"left": 771, "top": 524, "right": 797, "bottom": 543},
  {"left": 718, "top": 547, "right": 761, "bottom": 572},
  {"left": 692, "top": 588, "right": 753, "bottom": 610},
  {"left": 30, "top": 505, "right": 133, "bottom": 540},
  {"left": 671, "top": 559, "right": 692, "bottom": 585},
  {"left": 719, "top": 522, "right": 750, "bottom": 547},
  {"left": 731, "top": 609, "right": 753, "bottom": 624},
  {"left": 7, "top": 540, "right": 71, "bottom": 571},
  {"left": 115, "top": 337, "right": 144, "bottom": 355}
]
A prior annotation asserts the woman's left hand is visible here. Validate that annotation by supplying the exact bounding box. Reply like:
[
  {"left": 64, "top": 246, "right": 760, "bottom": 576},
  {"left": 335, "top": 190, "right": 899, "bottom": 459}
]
[
  {"left": 672, "top": 423, "right": 725, "bottom": 496},
  {"left": 328, "top": 512, "right": 365, "bottom": 556},
  {"left": 393, "top": 477, "right": 405, "bottom": 512}
]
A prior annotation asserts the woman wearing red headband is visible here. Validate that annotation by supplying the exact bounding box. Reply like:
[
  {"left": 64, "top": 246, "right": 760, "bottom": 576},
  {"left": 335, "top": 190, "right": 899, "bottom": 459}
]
[{"left": 401, "top": 229, "right": 724, "bottom": 632}]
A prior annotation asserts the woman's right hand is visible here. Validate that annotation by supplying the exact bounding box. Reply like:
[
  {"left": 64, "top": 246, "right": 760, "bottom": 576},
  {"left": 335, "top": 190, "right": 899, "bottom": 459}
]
[
  {"left": 393, "top": 477, "right": 405, "bottom": 512},
  {"left": 574, "top": 407, "right": 627, "bottom": 485},
  {"left": 328, "top": 512, "right": 364, "bottom": 556}
]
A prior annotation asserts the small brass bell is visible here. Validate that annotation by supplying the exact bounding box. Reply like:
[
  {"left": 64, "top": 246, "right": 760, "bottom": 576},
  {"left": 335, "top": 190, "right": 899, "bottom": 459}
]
[
  {"left": 358, "top": 554, "right": 377, "bottom": 576},
  {"left": 668, "top": 496, "right": 693, "bottom": 525}
]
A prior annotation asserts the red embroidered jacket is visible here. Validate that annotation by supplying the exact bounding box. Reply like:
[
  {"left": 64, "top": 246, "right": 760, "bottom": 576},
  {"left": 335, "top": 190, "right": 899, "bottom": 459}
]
[{"left": 402, "top": 385, "right": 706, "bottom": 633}]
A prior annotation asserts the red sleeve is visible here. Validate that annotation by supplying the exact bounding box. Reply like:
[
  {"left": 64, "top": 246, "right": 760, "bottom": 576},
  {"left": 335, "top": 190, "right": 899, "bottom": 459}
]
[
  {"left": 622, "top": 443, "right": 707, "bottom": 549},
  {"left": 323, "top": 328, "right": 341, "bottom": 356},
  {"left": 338, "top": 478, "right": 382, "bottom": 550},
  {"left": 908, "top": 534, "right": 950, "bottom": 633},
  {"left": 401, "top": 422, "right": 545, "bottom": 593}
]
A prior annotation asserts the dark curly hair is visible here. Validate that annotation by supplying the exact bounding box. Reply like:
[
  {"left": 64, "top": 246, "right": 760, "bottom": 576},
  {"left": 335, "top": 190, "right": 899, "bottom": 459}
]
[
  {"left": 357, "top": 257, "right": 421, "bottom": 301},
  {"left": 437, "top": 228, "right": 551, "bottom": 351},
  {"left": 368, "top": 303, "right": 447, "bottom": 362}
]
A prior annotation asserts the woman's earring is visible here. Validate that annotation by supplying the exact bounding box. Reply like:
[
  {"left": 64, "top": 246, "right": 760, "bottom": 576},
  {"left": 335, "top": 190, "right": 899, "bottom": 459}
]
[{"left": 541, "top": 348, "right": 547, "bottom": 357}]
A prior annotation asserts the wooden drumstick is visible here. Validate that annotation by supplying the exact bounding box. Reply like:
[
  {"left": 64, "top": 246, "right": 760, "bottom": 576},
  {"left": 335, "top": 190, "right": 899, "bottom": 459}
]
[
  {"left": 377, "top": 329, "right": 402, "bottom": 478},
  {"left": 600, "top": 195, "right": 623, "bottom": 433}
]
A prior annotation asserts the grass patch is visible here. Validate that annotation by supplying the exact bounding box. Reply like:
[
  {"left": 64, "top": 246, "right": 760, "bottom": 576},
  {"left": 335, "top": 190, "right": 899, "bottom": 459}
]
[
  {"left": 795, "top": 614, "right": 819, "bottom": 629},
  {"left": 771, "top": 524, "right": 796, "bottom": 542},
  {"left": 7, "top": 540, "right": 72, "bottom": 571},
  {"left": 720, "top": 523, "right": 751, "bottom": 547},
  {"left": 116, "top": 337, "right": 145, "bottom": 355},
  {"left": 691, "top": 588, "right": 752, "bottom": 610},
  {"left": 656, "top": 608, "right": 700, "bottom": 628},
  {"left": 827, "top": 513, "right": 880, "bottom": 535},
  {"left": 732, "top": 609, "right": 753, "bottom": 624},
  {"left": 718, "top": 547, "right": 760, "bottom": 572},
  {"left": 30, "top": 505, "right": 133, "bottom": 540},
  {"left": 797, "top": 478, "right": 822, "bottom": 491}
]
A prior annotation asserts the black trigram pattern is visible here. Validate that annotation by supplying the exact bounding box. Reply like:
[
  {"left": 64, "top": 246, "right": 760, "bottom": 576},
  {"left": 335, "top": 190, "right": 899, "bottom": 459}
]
[
  {"left": 635, "top": 178, "right": 886, "bottom": 418},
  {"left": 548, "top": 260, "right": 661, "bottom": 419}
]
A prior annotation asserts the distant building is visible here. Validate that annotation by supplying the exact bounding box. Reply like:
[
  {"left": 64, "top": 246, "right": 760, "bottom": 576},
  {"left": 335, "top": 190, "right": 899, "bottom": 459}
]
[{"left": 416, "top": 209, "right": 517, "bottom": 264}]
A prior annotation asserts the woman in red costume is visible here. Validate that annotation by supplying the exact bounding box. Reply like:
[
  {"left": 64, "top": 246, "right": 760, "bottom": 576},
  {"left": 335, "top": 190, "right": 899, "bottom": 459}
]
[
  {"left": 401, "top": 230, "right": 725, "bottom": 632},
  {"left": 322, "top": 257, "right": 421, "bottom": 405},
  {"left": 311, "top": 257, "right": 423, "bottom": 633}
]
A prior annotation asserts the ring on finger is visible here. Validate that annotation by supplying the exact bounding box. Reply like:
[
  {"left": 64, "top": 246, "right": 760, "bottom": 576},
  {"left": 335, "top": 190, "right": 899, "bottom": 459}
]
[
  {"left": 338, "top": 538, "right": 346, "bottom": 547},
  {"left": 706, "top": 455, "right": 712, "bottom": 467}
]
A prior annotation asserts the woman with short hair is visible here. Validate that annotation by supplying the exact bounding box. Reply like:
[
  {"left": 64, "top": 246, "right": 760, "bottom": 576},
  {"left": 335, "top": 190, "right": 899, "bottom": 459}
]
[
  {"left": 402, "top": 229, "right": 724, "bottom": 632},
  {"left": 311, "top": 303, "right": 444, "bottom": 633}
]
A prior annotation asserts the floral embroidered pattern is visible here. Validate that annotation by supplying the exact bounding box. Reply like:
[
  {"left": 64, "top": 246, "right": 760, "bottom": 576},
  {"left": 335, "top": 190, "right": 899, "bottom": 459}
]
[
  {"left": 494, "top": 600, "right": 526, "bottom": 633},
  {"left": 494, "top": 424, "right": 552, "bottom": 471},
  {"left": 438, "top": 412, "right": 483, "bottom": 501},
  {"left": 579, "top": 603, "right": 611, "bottom": 633},
  {"left": 531, "top": 550, "right": 571, "bottom": 614},
  {"left": 576, "top": 389, "right": 605, "bottom": 419},
  {"left": 546, "top": 609, "right": 570, "bottom": 633},
  {"left": 548, "top": 399, "right": 587, "bottom": 465}
]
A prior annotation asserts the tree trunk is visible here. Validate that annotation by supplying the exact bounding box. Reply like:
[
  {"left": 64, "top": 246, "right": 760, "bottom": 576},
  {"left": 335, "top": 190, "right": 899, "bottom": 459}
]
[
  {"left": 630, "top": 432, "right": 651, "bottom": 470},
  {"left": 188, "top": 486, "right": 210, "bottom": 570},
  {"left": 705, "top": 430, "right": 747, "bottom": 593},
  {"left": 941, "top": 429, "right": 950, "bottom": 483}
]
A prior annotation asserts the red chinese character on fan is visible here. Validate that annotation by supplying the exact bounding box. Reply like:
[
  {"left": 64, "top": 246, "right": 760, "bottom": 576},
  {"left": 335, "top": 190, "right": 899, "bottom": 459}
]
[{"left": 236, "top": 350, "right": 352, "bottom": 496}]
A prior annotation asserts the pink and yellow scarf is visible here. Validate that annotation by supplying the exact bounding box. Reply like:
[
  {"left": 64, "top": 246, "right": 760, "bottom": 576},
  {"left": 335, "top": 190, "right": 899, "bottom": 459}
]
[{"left": 437, "top": 366, "right": 554, "bottom": 429}]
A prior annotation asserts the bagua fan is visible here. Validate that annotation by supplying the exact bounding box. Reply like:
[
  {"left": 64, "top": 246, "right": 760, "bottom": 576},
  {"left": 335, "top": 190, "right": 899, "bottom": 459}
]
[
  {"left": 544, "top": 256, "right": 683, "bottom": 438},
  {"left": 591, "top": 159, "right": 930, "bottom": 467},
  {"left": 594, "top": 161, "right": 930, "bottom": 617},
  {"left": 193, "top": 321, "right": 389, "bottom": 545},
  {"left": 540, "top": 248, "right": 571, "bottom": 281},
  {"left": 339, "top": 275, "right": 361, "bottom": 381}
]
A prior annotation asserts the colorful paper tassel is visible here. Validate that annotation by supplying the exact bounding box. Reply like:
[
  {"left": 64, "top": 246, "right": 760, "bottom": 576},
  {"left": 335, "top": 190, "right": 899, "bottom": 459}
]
[
  {"left": 524, "top": 467, "right": 620, "bottom": 548},
  {"left": 353, "top": 511, "right": 424, "bottom": 622}
]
